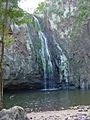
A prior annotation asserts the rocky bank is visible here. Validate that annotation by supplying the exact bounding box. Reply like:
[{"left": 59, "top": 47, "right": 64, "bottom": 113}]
[{"left": 1, "top": 106, "right": 90, "bottom": 120}]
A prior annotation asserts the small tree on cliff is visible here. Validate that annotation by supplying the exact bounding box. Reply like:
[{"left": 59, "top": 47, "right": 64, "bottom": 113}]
[{"left": 0, "top": 0, "right": 32, "bottom": 109}]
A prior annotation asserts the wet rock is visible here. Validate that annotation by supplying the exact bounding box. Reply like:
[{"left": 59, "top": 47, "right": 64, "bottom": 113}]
[{"left": 0, "top": 106, "right": 29, "bottom": 120}]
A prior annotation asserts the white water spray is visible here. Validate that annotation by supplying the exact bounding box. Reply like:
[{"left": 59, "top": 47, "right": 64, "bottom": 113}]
[{"left": 34, "top": 17, "right": 54, "bottom": 90}]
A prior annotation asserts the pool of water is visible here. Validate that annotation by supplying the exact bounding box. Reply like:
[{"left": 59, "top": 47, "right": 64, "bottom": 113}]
[{"left": 4, "top": 89, "right": 90, "bottom": 112}]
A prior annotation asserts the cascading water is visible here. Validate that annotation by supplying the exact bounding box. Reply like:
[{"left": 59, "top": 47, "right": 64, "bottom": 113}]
[
  {"left": 26, "top": 16, "right": 69, "bottom": 89},
  {"left": 39, "top": 32, "right": 54, "bottom": 89},
  {"left": 53, "top": 36, "right": 69, "bottom": 84},
  {"left": 34, "top": 17, "right": 54, "bottom": 90},
  {"left": 60, "top": 53, "right": 68, "bottom": 83}
]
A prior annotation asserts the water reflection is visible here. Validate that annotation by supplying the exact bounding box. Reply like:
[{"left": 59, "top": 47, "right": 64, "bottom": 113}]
[{"left": 4, "top": 89, "right": 90, "bottom": 112}]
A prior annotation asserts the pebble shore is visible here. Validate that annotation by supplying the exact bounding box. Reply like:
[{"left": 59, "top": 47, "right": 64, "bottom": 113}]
[{"left": 27, "top": 106, "right": 90, "bottom": 120}]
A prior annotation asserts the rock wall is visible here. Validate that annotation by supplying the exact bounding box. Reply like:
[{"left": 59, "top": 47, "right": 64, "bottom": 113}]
[
  {"left": 70, "top": 22, "right": 90, "bottom": 89},
  {"left": 3, "top": 24, "right": 43, "bottom": 90},
  {"left": 3, "top": 17, "right": 70, "bottom": 90},
  {"left": 3, "top": 0, "right": 90, "bottom": 90},
  {"left": 37, "top": 0, "right": 90, "bottom": 89}
]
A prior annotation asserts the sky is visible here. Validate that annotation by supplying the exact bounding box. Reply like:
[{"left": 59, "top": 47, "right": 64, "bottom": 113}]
[{"left": 18, "top": 0, "right": 46, "bottom": 14}]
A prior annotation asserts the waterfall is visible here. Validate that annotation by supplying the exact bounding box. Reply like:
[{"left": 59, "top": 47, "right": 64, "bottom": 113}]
[
  {"left": 26, "top": 16, "right": 69, "bottom": 89},
  {"left": 39, "top": 32, "right": 54, "bottom": 89},
  {"left": 53, "top": 36, "right": 69, "bottom": 84},
  {"left": 60, "top": 53, "right": 68, "bottom": 83},
  {"left": 34, "top": 17, "right": 54, "bottom": 90},
  {"left": 57, "top": 43, "right": 68, "bottom": 83},
  {"left": 25, "top": 25, "right": 33, "bottom": 51}
]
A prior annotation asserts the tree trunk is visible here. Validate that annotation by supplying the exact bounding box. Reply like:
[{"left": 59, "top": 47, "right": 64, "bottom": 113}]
[
  {"left": 0, "top": 0, "right": 8, "bottom": 110},
  {"left": 0, "top": 64, "right": 3, "bottom": 110}
]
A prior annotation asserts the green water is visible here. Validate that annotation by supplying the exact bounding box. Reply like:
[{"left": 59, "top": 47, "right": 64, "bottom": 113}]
[{"left": 4, "top": 90, "right": 90, "bottom": 112}]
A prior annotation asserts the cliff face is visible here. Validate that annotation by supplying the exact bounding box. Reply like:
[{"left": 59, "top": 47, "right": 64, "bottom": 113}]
[
  {"left": 40, "top": 0, "right": 90, "bottom": 89},
  {"left": 3, "top": 17, "right": 69, "bottom": 90},
  {"left": 70, "top": 23, "right": 90, "bottom": 89},
  {"left": 3, "top": 24, "right": 43, "bottom": 90},
  {"left": 3, "top": 0, "right": 90, "bottom": 90}
]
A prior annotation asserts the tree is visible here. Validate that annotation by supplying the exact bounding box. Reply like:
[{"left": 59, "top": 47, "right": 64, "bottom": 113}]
[
  {"left": 0, "top": 0, "right": 9, "bottom": 109},
  {"left": 0, "top": 0, "right": 31, "bottom": 109}
]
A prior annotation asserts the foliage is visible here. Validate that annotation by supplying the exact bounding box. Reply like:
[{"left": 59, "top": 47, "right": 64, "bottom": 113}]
[
  {"left": 76, "top": 0, "right": 90, "bottom": 26},
  {"left": 69, "top": 0, "right": 90, "bottom": 39},
  {"left": 35, "top": 2, "right": 46, "bottom": 14},
  {"left": 35, "top": 0, "right": 68, "bottom": 17},
  {"left": 0, "top": 0, "right": 32, "bottom": 46},
  {"left": 35, "top": 0, "right": 90, "bottom": 39},
  {"left": 4, "top": 35, "right": 15, "bottom": 47},
  {"left": 0, "top": 0, "right": 33, "bottom": 107}
]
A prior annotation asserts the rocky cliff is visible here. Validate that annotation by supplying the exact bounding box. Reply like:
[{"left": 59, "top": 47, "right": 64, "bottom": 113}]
[
  {"left": 3, "top": 23, "right": 43, "bottom": 90},
  {"left": 3, "top": 16, "right": 70, "bottom": 90},
  {"left": 37, "top": 0, "right": 90, "bottom": 89},
  {"left": 3, "top": 0, "right": 90, "bottom": 90}
]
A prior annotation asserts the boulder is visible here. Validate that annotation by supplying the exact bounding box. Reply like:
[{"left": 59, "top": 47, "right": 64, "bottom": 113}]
[{"left": 0, "top": 106, "right": 29, "bottom": 120}]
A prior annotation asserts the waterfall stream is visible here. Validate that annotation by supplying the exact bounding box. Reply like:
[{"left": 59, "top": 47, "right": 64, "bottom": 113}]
[
  {"left": 57, "top": 44, "right": 68, "bottom": 83},
  {"left": 34, "top": 17, "right": 54, "bottom": 90},
  {"left": 26, "top": 16, "right": 69, "bottom": 90},
  {"left": 53, "top": 36, "right": 69, "bottom": 84}
]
